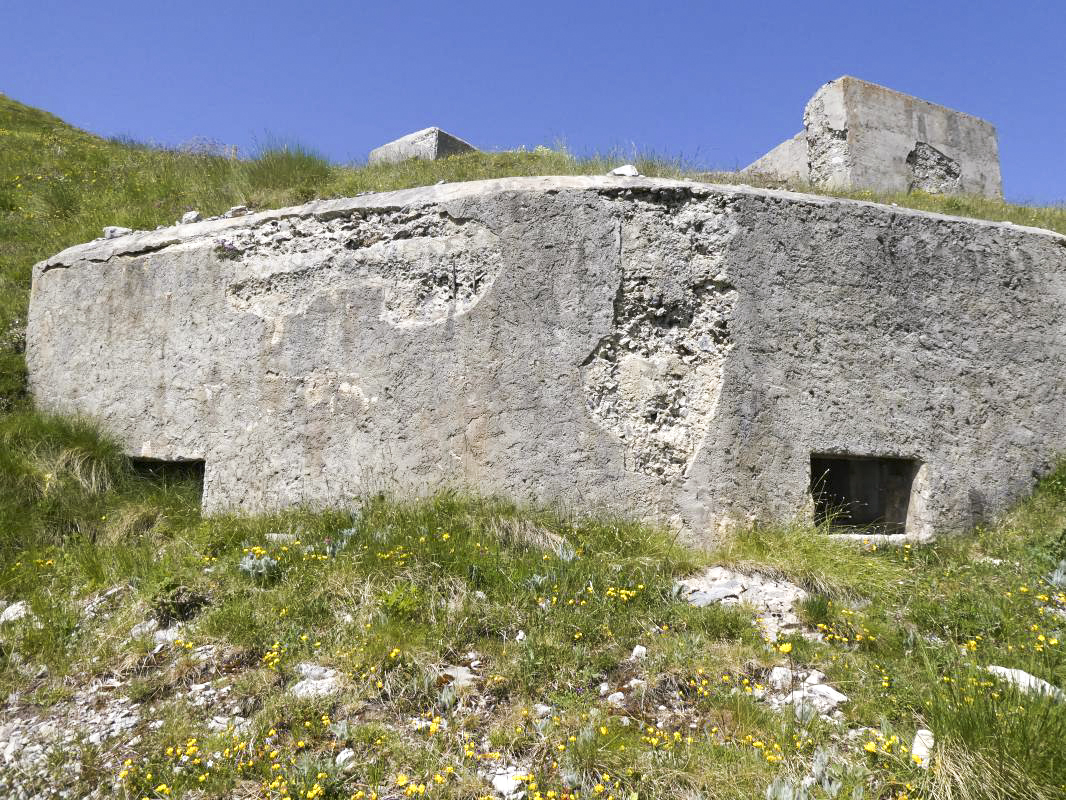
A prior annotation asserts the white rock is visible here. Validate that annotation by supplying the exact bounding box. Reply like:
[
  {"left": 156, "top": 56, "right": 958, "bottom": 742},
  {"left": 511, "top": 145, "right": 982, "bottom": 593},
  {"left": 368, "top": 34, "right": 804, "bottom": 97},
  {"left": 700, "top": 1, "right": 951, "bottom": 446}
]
[
  {"left": 335, "top": 747, "right": 357, "bottom": 771},
  {"left": 442, "top": 665, "right": 478, "bottom": 689},
  {"left": 491, "top": 768, "right": 527, "bottom": 799},
  {"left": 532, "top": 703, "right": 552, "bottom": 718},
  {"left": 986, "top": 665, "right": 1065, "bottom": 701},
  {"left": 289, "top": 663, "right": 341, "bottom": 698},
  {"left": 609, "top": 164, "right": 640, "bottom": 177},
  {"left": 180, "top": 211, "right": 202, "bottom": 224},
  {"left": 784, "top": 683, "right": 848, "bottom": 714},
  {"left": 630, "top": 644, "right": 647, "bottom": 661},
  {"left": 910, "top": 728, "right": 934, "bottom": 767},
  {"left": 767, "top": 666, "right": 794, "bottom": 691},
  {"left": 265, "top": 532, "right": 297, "bottom": 543},
  {"left": 803, "top": 670, "right": 827, "bottom": 685},
  {"left": 606, "top": 691, "right": 625, "bottom": 707},
  {"left": 598, "top": 682, "right": 611, "bottom": 697},
  {"left": 515, "top": 630, "right": 526, "bottom": 642},
  {"left": 102, "top": 226, "right": 132, "bottom": 239},
  {"left": 223, "top": 205, "right": 248, "bottom": 218},
  {"left": 0, "top": 601, "right": 30, "bottom": 624},
  {"left": 153, "top": 626, "right": 181, "bottom": 645},
  {"left": 130, "top": 619, "right": 159, "bottom": 638}
]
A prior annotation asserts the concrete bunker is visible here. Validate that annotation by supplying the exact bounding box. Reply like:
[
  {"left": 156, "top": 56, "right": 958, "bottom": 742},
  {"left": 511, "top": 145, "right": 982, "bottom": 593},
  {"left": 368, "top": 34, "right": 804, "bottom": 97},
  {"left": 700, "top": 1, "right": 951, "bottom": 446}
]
[
  {"left": 810, "top": 454, "right": 920, "bottom": 534},
  {"left": 24, "top": 176, "right": 1066, "bottom": 543}
]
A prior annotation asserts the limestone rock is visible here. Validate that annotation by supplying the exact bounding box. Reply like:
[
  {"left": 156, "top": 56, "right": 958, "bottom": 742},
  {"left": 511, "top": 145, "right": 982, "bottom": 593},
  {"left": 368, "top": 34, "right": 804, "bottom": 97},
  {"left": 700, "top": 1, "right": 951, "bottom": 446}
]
[
  {"left": 441, "top": 665, "right": 478, "bottom": 689},
  {"left": 674, "top": 566, "right": 806, "bottom": 640},
  {"left": 608, "top": 164, "right": 640, "bottom": 177},
  {"left": 0, "top": 601, "right": 30, "bottom": 624},
  {"left": 986, "top": 665, "right": 1065, "bottom": 701},
  {"left": 369, "top": 127, "right": 476, "bottom": 165},
  {"left": 289, "top": 663, "right": 341, "bottom": 697},
  {"left": 180, "top": 210, "right": 202, "bottom": 224},
  {"left": 102, "top": 226, "right": 132, "bottom": 239},
  {"left": 130, "top": 619, "right": 158, "bottom": 638},
  {"left": 910, "top": 728, "right": 934, "bottom": 767}
]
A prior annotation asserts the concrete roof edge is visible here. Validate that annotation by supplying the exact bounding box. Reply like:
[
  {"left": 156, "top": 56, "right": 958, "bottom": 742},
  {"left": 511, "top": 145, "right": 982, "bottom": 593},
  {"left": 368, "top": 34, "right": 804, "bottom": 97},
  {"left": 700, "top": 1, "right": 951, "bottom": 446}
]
[{"left": 37, "top": 175, "right": 1063, "bottom": 270}]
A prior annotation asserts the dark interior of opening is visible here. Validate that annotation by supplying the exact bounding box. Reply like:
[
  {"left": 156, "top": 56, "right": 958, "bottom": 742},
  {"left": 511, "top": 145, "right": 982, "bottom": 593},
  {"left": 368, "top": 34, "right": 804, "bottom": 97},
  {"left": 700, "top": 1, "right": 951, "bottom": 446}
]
[
  {"left": 131, "top": 458, "right": 205, "bottom": 501},
  {"left": 810, "top": 454, "right": 918, "bottom": 534}
]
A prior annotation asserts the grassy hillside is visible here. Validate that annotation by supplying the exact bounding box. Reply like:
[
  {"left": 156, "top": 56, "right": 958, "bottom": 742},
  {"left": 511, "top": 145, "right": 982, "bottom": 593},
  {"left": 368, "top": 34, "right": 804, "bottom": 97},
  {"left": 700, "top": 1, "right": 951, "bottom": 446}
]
[{"left": 1, "top": 95, "right": 1065, "bottom": 799}]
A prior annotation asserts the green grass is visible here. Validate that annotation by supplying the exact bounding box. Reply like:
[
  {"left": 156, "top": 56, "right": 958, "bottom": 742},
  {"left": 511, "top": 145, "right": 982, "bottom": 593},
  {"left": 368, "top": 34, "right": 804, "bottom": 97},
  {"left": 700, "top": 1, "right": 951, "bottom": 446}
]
[{"left": 3, "top": 93, "right": 1066, "bottom": 799}]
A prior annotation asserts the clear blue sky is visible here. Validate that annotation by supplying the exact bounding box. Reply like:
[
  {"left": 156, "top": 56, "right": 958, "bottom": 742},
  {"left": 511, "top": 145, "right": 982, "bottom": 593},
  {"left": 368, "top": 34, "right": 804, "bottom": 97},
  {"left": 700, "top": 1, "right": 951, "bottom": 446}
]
[{"left": 2, "top": 0, "right": 1064, "bottom": 204}]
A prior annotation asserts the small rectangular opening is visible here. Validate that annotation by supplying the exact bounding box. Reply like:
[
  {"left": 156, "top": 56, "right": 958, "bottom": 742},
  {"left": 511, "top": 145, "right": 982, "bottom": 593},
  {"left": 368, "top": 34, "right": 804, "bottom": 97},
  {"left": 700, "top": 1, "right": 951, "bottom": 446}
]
[
  {"left": 131, "top": 458, "right": 205, "bottom": 502},
  {"left": 810, "top": 454, "right": 918, "bottom": 534}
]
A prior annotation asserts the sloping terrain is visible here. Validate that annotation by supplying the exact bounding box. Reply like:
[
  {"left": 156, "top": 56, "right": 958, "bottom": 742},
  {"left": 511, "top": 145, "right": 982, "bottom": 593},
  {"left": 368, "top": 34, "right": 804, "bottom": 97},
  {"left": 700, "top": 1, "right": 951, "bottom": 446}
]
[{"left": 1, "top": 96, "right": 1065, "bottom": 799}]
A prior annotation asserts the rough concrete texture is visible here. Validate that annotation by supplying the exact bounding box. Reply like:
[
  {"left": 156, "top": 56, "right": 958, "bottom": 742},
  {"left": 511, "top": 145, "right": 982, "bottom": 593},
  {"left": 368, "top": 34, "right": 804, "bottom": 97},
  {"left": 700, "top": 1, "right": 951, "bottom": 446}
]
[
  {"left": 747, "top": 76, "right": 1003, "bottom": 198},
  {"left": 27, "top": 176, "right": 1066, "bottom": 543},
  {"left": 741, "top": 131, "right": 807, "bottom": 184},
  {"left": 368, "top": 127, "right": 476, "bottom": 165}
]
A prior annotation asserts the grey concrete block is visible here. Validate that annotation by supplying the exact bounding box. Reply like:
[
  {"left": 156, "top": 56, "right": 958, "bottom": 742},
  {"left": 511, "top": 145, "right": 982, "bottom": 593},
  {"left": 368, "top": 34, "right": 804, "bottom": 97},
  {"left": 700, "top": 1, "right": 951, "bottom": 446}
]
[
  {"left": 746, "top": 76, "right": 1003, "bottom": 198},
  {"left": 368, "top": 127, "right": 476, "bottom": 165},
  {"left": 26, "top": 176, "right": 1066, "bottom": 544},
  {"left": 742, "top": 131, "right": 807, "bottom": 183},
  {"left": 805, "top": 76, "right": 1002, "bottom": 198}
]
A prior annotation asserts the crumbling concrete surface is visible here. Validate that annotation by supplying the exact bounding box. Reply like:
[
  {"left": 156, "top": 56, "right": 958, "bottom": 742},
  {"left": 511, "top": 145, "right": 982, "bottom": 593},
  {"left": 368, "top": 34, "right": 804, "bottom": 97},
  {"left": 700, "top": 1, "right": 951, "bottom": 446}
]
[
  {"left": 746, "top": 76, "right": 1003, "bottom": 198},
  {"left": 369, "top": 127, "right": 476, "bottom": 164},
  {"left": 26, "top": 176, "right": 1066, "bottom": 543}
]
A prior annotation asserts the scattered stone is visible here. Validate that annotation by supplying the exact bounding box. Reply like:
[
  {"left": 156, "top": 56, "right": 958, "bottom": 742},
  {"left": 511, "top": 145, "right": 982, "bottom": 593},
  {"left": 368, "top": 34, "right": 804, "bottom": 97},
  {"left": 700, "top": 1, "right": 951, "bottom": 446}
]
[
  {"left": 0, "top": 601, "right": 29, "bottom": 624},
  {"left": 102, "top": 226, "right": 132, "bottom": 239},
  {"left": 130, "top": 619, "right": 159, "bottom": 639},
  {"left": 223, "top": 205, "right": 248, "bottom": 218},
  {"left": 605, "top": 691, "right": 625, "bottom": 708},
  {"left": 264, "top": 532, "right": 297, "bottom": 544},
  {"left": 369, "top": 127, "right": 477, "bottom": 165},
  {"left": 532, "top": 703, "right": 552, "bottom": 718},
  {"left": 630, "top": 644, "right": 647, "bottom": 661},
  {"left": 783, "top": 683, "right": 848, "bottom": 715},
  {"left": 767, "top": 666, "right": 795, "bottom": 691},
  {"left": 910, "top": 729, "right": 934, "bottom": 767},
  {"left": 608, "top": 164, "right": 640, "bottom": 177},
  {"left": 674, "top": 566, "right": 807, "bottom": 640},
  {"left": 180, "top": 210, "right": 202, "bottom": 224},
  {"left": 515, "top": 630, "right": 526, "bottom": 642},
  {"left": 335, "top": 747, "right": 357, "bottom": 771},
  {"left": 441, "top": 665, "right": 478, "bottom": 690},
  {"left": 488, "top": 767, "right": 528, "bottom": 799},
  {"left": 289, "top": 663, "right": 342, "bottom": 698},
  {"left": 598, "top": 682, "right": 610, "bottom": 697},
  {"left": 84, "top": 586, "right": 124, "bottom": 618},
  {"left": 153, "top": 625, "right": 181, "bottom": 646},
  {"left": 986, "top": 665, "right": 1065, "bottom": 701}
]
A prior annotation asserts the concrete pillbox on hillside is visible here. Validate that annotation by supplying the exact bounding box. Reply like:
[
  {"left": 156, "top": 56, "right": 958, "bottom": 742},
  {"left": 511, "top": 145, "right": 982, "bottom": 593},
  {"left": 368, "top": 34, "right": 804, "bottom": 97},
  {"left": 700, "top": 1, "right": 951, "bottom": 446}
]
[
  {"left": 26, "top": 177, "right": 1066, "bottom": 544},
  {"left": 368, "top": 127, "right": 477, "bottom": 165},
  {"left": 746, "top": 76, "right": 1003, "bottom": 198}
]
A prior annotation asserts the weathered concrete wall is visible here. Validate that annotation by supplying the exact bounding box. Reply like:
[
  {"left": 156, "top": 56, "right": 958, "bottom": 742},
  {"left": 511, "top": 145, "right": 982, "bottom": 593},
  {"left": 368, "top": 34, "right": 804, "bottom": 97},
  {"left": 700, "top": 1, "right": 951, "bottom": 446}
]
[
  {"left": 27, "top": 177, "right": 1066, "bottom": 543},
  {"left": 805, "top": 76, "right": 1002, "bottom": 197},
  {"left": 746, "top": 76, "right": 1003, "bottom": 198}
]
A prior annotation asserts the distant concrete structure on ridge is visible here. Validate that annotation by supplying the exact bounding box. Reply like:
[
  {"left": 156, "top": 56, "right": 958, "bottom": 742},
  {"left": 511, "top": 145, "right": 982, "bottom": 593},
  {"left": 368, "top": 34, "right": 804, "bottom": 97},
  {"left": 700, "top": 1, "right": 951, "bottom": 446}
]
[
  {"left": 369, "top": 127, "right": 477, "bottom": 165},
  {"left": 744, "top": 76, "right": 1003, "bottom": 198}
]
